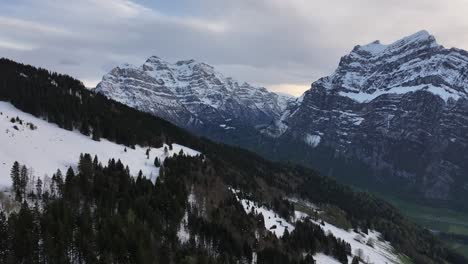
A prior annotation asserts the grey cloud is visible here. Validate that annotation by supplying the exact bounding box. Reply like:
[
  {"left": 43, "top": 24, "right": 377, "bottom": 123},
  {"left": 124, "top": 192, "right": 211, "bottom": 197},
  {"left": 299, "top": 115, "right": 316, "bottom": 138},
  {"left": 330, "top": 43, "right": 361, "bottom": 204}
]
[
  {"left": 1, "top": 0, "right": 468, "bottom": 96},
  {"left": 58, "top": 59, "right": 80, "bottom": 66}
]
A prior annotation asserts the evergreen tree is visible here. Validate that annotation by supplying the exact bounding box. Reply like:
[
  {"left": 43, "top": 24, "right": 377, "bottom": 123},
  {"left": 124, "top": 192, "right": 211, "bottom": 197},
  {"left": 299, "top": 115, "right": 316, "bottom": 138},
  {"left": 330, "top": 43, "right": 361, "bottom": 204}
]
[
  {"left": 35, "top": 178, "right": 42, "bottom": 199},
  {"left": 66, "top": 167, "right": 75, "bottom": 182},
  {"left": 55, "top": 169, "right": 64, "bottom": 196},
  {"left": 92, "top": 123, "right": 101, "bottom": 141},
  {"left": 80, "top": 120, "right": 90, "bottom": 136},
  {"left": 20, "top": 165, "right": 28, "bottom": 200},
  {"left": 154, "top": 157, "right": 161, "bottom": 167},
  {"left": 10, "top": 161, "right": 21, "bottom": 201},
  {"left": 0, "top": 212, "right": 8, "bottom": 262}
]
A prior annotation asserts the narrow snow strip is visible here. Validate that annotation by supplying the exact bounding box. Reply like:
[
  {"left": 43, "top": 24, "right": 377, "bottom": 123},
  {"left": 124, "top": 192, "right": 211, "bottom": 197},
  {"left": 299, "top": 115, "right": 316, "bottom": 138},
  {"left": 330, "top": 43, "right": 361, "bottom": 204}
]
[
  {"left": 0, "top": 101, "right": 199, "bottom": 187},
  {"left": 339, "top": 84, "right": 462, "bottom": 103},
  {"left": 313, "top": 253, "right": 342, "bottom": 264}
]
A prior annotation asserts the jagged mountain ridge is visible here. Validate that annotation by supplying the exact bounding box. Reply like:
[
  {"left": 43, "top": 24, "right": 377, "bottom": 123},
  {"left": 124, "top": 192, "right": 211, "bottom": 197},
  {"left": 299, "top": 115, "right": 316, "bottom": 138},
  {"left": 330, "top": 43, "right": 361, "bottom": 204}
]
[
  {"left": 94, "top": 31, "right": 468, "bottom": 204},
  {"left": 95, "top": 56, "right": 293, "bottom": 133},
  {"left": 269, "top": 30, "right": 468, "bottom": 201}
]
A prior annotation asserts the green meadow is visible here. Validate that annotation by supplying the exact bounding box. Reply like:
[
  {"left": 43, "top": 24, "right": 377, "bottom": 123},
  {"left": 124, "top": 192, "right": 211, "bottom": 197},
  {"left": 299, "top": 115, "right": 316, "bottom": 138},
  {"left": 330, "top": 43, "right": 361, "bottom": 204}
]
[{"left": 381, "top": 195, "right": 468, "bottom": 258}]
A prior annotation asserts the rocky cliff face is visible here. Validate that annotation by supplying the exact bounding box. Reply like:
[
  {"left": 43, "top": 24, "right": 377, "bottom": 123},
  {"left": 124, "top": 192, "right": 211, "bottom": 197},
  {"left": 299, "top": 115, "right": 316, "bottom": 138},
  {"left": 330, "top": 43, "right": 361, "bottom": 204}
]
[
  {"left": 268, "top": 30, "right": 468, "bottom": 200},
  {"left": 95, "top": 56, "right": 292, "bottom": 136}
]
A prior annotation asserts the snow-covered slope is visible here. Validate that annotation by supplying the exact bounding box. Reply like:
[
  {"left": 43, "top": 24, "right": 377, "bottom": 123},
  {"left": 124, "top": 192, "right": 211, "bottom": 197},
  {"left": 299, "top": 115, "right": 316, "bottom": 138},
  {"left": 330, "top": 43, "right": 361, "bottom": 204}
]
[
  {"left": 231, "top": 189, "right": 402, "bottom": 264},
  {"left": 95, "top": 56, "right": 292, "bottom": 133},
  {"left": 267, "top": 30, "right": 468, "bottom": 201},
  {"left": 307, "top": 218, "right": 400, "bottom": 264},
  {"left": 0, "top": 101, "right": 199, "bottom": 187},
  {"left": 231, "top": 188, "right": 294, "bottom": 238}
]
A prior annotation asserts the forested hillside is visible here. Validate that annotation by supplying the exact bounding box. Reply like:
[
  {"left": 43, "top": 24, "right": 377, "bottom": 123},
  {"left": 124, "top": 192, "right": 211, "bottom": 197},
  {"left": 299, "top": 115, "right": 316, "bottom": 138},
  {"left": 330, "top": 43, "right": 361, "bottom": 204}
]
[{"left": 0, "top": 58, "right": 466, "bottom": 263}]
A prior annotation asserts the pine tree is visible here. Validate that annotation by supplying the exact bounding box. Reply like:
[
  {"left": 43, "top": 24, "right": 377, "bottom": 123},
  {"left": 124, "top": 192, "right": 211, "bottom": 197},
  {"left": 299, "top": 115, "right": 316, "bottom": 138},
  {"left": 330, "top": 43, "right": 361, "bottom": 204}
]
[
  {"left": 154, "top": 157, "right": 161, "bottom": 167},
  {"left": 66, "top": 167, "right": 75, "bottom": 182},
  {"left": 55, "top": 169, "right": 64, "bottom": 196},
  {"left": 0, "top": 212, "right": 8, "bottom": 262},
  {"left": 35, "top": 178, "right": 42, "bottom": 199},
  {"left": 10, "top": 161, "right": 21, "bottom": 201},
  {"left": 92, "top": 123, "right": 101, "bottom": 141},
  {"left": 80, "top": 120, "right": 90, "bottom": 136},
  {"left": 20, "top": 165, "right": 28, "bottom": 200}
]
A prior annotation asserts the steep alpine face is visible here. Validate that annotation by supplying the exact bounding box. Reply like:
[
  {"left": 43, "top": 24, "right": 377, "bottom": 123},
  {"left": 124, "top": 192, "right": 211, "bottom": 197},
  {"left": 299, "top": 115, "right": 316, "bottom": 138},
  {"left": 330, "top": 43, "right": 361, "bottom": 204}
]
[
  {"left": 95, "top": 56, "right": 292, "bottom": 135},
  {"left": 268, "top": 30, "right": 468, "bottom": 201}
]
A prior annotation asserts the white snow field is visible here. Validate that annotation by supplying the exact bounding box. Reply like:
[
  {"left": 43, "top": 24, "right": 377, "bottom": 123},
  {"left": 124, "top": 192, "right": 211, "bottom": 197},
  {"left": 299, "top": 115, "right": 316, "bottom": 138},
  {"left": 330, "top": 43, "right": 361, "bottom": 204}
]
[{"left": 0, "top": 101, "right": 199, "bottom": 187}]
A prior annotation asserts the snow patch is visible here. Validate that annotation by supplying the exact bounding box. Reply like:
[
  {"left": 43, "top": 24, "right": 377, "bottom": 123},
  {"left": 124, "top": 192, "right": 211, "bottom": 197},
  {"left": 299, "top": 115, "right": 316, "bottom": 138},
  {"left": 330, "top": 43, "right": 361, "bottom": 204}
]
[
  {"left": 313, "top": 253, "right": 342, "bottom": 264},
  {"left": 177, "top": 211, "right": 190, "bottom": 244},
  {"left": 304, "top": 134, "right": 321, "bottom": 147}
]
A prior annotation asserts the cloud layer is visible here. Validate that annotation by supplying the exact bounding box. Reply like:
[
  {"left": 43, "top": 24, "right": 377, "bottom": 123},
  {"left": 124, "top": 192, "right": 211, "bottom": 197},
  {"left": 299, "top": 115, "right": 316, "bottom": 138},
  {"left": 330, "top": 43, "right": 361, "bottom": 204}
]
[{"left": 1, "top": 0, "right": 468, "bottom": 96}]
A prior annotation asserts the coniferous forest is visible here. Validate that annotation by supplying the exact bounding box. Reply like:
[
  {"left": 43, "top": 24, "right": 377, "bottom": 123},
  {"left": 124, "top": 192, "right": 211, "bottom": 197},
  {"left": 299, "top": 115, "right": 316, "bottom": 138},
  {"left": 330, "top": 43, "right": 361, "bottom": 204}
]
[{"left": 0, "top": 58, "right": 466, "bottom": 263}]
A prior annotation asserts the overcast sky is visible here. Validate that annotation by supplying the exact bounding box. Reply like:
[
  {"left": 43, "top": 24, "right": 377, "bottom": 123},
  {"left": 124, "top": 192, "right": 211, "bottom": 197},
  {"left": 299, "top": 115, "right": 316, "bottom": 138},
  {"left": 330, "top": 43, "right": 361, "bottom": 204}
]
[{"left": 1, "top": 0, "right": 468, "bottom": 96}]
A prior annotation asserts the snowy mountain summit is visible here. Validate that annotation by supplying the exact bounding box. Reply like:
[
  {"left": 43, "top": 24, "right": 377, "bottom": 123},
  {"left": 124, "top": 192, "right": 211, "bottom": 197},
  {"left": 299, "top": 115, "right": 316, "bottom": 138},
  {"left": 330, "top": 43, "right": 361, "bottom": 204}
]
[
  {"left": 323, "top": 30, "right": 468, "bottom": 102},
  {"left": 95, "top": 56, "right": 292, "bottom": 133},
  {"left": 268, "top": 30, "right": 468, "bottom": 201}
]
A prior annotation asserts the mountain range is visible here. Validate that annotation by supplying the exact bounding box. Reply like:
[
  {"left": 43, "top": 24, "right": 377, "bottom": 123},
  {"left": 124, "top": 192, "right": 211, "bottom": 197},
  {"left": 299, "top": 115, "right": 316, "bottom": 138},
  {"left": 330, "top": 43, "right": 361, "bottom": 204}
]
[{"left": 95, "top": 30, "right": 468, "bottom": 207}]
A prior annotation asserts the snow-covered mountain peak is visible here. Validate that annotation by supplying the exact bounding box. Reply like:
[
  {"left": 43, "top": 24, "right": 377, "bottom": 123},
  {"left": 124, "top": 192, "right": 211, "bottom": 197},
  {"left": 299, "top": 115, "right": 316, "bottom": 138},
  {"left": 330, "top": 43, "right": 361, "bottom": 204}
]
[
  {"left": 352, "top": 30, "right": 438, "bottom": 58},
  {"left": 265, "top": 31, "right": 468, "bottom": 201},
  {"left": 320, "top": 30, "right": 467, "bottom": 102},
  {"left": 95, "top": 56, "right": 294, "bottom": 130},
  {"left": 394, "top": 30, "right": 435, "bottom": 46}
]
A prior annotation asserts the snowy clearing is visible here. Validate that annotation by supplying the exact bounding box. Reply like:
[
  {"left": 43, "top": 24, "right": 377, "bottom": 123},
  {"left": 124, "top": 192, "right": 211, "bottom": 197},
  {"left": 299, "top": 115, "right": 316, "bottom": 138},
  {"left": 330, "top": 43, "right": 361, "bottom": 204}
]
[
  {"left": 230, "top": 188, "right": 294, "bottom": 238},
  {"left": 0, "top": 101, "right": 199, "bottom": 187}
]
